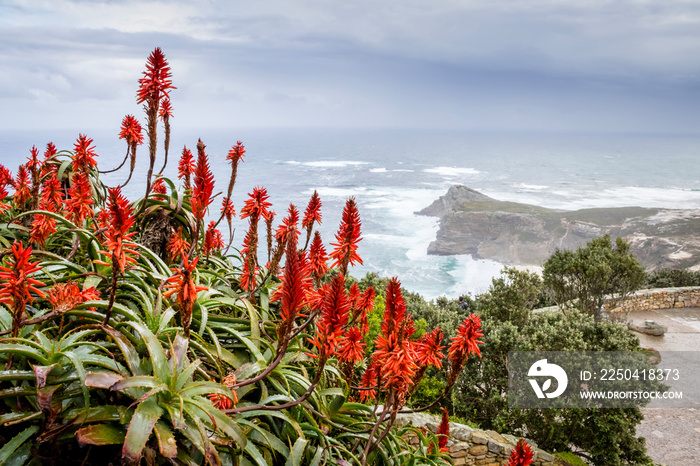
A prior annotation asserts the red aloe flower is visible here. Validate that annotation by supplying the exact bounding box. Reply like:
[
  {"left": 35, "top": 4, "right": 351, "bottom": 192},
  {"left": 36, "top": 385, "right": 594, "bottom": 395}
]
[
  {"left": 437, "top": 407, "right": 450, "bottom": 453},
  {"left": 447, "top": 314, "right": 484, "bottom": 385},
  {"left": 98, "top": 187, "right": 139, "bottom": 274},
  {"left": 208, "top": 373, "right": 238, "bottom": 409},
  {"left": 164, "top": 255, "right": 207, "bottom": 338},
  {"left": 308, "top": 274, "right": 349, "bottom": 361},
  {"left": 72, "top": 134, "right": 98, "bottom": 173},
  {"left": 276, "top": 232, "right": 309, "bottom": 342},
  {"left": 337, "top": 327, "right": 366, "bottom": 365},
  {"left": 0, "top": 186, "right": 10, "bottom": 214},
  {"left": 65, "top": 171, "right": 94, "bottom": 224},
  {"left": 119, "top": 115, "right": 144, "bottom": 147},
  {"left": 308, "top": 231, "right": 329, "bottom": 286},
  {"left": 302, "top": 190, "right": 322, "bottom": 249},
  {"left": 47, "top": 282, "right": 83, "bottom": 314},
  {"left": 26, "top": 146, "right": 42, "bottom": 208},
  {"left": 508, "top": 439, "right": 534, "bottom": 466},
  {"left": 329, "top": 197, "right": 362, "bottom": 275},
  {"left": 40, "top": 143, "right": 57, "bottom": 178},
  {"left": 167, "top": 226, "right": 190, "bottom": 261},
  {"left": 449, "top": 314, "right": 484, "bottom": 360},
  {"left": 30, "top": 208, "right": 57, "bottom": 247},
  {"left": 0, "top": 241, "right": 46, "bottom": 336},
  {"left": 371, "top": 278, "right": 418, "bottom": 396},
  {"left": 43, "top": 142, "right": 57, "bottom": 160},
  {"left": 241, "top": 186, "right": 272, "bottom": 223},
  {"left": 208, "top": 393, "right": 233, "bottom": 410},
  {"left": 276, "top": 204, "right": 300, "bottom": 245},
  {"left": 227, "top": 141, "right": 246, "bottom": 166},
  {"left": 224, "top": 141, "right": 245, "bottom": 204},
  {"left": 178, "top": 146, "right": 195, "bottom": 191},
  {"left": 13, "top": 165, "right": 31, "bottom": 207},
  {"left": 0, "top": 165, "right": 13, "bottom": 189},
  {"left": 152, "top": 177, "right": 167, "bottom": 195},
  {"left": 159, "top": 97, "right": 173, "bottom": 120},
  {"left": 191, "top": 139, "right": 215, "bottom": 223},
  {"left": 40, "top": 174, "right": 63, "bottom": 210},
  {"left": 415, "top": 328, "right": 445, "bottom": 369},
  {"left": 359, "top": 361, "right": 380, "bottom": 403},
  {"left": 136, "top": 47, "right": 175, "bottom": 105},
  {"left": 203, "top": 221, "right": 224, "bottom": 257},
  {"left": 221, "top": 198, "right": 235, "bottom": 225}
]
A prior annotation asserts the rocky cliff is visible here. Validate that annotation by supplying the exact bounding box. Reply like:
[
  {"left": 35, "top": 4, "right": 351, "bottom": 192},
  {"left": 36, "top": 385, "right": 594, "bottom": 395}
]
[{"left": 418, "top": 185, "right": 700, "bottom": 270}]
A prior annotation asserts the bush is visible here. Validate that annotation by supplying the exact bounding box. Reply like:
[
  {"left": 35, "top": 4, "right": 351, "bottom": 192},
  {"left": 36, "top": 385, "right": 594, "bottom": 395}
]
[
  {"left": 645, "top": 268, "right": 700, "bottom": 288},
  {"left": 452, "top": 267, "right": 655, "bottom": 465},
  {"left": 543, "top": 235, "right": 645, "bottom": 317}
]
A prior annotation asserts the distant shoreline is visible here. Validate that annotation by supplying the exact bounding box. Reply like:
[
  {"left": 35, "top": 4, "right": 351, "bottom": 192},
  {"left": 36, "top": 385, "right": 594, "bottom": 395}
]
[{"left": 419, "top": 185, "right": 700, "bottom": 270}]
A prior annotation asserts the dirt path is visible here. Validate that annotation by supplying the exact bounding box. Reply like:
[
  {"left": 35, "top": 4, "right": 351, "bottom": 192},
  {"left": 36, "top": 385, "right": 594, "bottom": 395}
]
[{"left": 627, "top": 308, "right": 700, "bottom": 465}]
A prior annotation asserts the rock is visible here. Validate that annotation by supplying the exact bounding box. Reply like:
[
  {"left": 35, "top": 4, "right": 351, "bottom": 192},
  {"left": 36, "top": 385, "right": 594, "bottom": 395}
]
[
  {"left": 419, "top": 185, "right": 700, "bottom": 270},
  {"left": 469, "top": 445, "right": 488, "bottom": 456},
  {"left": 471, "top": 431, "right": 489, "bottom": 444}
]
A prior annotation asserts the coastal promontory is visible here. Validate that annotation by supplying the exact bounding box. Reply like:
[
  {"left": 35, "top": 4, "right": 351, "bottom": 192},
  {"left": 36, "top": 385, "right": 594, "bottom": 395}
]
[{"left": 418, "top": 185, "right": 700, "bottom": 270}]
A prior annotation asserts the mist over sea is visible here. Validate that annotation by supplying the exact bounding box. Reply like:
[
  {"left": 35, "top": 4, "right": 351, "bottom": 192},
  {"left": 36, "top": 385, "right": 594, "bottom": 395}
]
[{"left": 2, "top": 128, "right": 700, "bottom": 300}]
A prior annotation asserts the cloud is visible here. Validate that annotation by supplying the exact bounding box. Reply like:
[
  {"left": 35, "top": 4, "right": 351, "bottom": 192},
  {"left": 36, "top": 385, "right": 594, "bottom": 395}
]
[{"left": 1, "top": 0, "right": 699, "bottom": 131}]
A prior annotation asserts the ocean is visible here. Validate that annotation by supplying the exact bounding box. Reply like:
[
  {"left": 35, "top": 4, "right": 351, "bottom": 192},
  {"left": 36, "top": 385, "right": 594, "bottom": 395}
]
[{"left": 2, "top": 128, "right": 700, "bottom": 300}]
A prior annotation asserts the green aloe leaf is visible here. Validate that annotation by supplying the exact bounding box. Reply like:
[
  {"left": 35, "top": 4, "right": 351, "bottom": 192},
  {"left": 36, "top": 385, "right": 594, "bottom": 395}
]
[
  {"left": 124, "top": 321, "right": 169, "bottom": 382},
  {"left": 153, "top": 421, "right": 178, "bottom": 458},
  {"left": 286, "top": 438, "right": 308, "bottom": 466},
  {"left": 0, "top": 425, "right": 38, "bottom": 463},
  {"left": 76, "top": 423, "right": 126, "bottom": 445},
  {"left": 122, "top": 397, "right": 163, "bottom": 462}
]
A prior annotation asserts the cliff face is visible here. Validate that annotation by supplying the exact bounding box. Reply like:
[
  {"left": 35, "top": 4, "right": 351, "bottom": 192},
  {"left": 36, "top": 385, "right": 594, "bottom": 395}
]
[{"left": 418, "top": 185, "right": 700, "bottom": 270}]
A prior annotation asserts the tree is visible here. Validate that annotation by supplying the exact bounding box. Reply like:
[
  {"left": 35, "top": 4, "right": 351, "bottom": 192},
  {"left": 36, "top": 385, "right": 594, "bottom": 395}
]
[
  {"left": 452, "top": 267, "right": 655, "bottom": 465},
  {"left": 542, "top": 235, "right": 645, "bottom": 319}
]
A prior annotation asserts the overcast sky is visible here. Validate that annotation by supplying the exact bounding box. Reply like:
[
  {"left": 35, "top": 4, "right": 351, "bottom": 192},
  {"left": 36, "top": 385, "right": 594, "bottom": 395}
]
[{"left": 1, "top": 0, "right": 700, "bottom": 133}]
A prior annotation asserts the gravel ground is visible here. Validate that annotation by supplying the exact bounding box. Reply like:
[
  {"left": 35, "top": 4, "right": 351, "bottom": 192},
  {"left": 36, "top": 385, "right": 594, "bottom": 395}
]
[{"left": 627, "top": 308, "right": 700, "bottom": 465}]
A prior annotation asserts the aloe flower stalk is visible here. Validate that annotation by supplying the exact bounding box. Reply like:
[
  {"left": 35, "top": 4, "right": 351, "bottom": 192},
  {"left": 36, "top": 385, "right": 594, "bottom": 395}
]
[
  {"left": 0, "top": 241, "right": 45, "bottom": 338},
  {"left": 302, "top": 190, "right": 322, "bottom": 250},
  {"left": 447, "top": 313, "right": 484, "bottom": 385},
  {"left": 96, "top": 187, "right": 139, "bottom": 325},
  {"left": 330, "top": 197, "right": 363, "bottom": 276},
  {"left": 308, "top": 231, "right": 329, "bottom": 287},
  {"left": 164, "top": 255, "right": 206, "bottom": 338},
  {"left": 190, "top": 139, "right": 215, "bottom": 249},
  {"left": 276, "top": 229, "right": 308, "bottom": 346},
  {"left": 136, "top": 47, "right": 175, "bottom": 213},
  {"left": 65, "top": 171, "right": 94, "bottom": 225},
  {"left": 109, "top": 115, "right": 143, "bottom": 187},
  {"left": 308, "top": 273, "right": 350, "bottom": 363},
  {"left": 436, "top": 407, "right": 450, "bottom": 452},
  {"left": 167, "top": 226, "right": 190, "bottom": 262},
  {"left": 26, "top": 146, "right": 42, "bottom": 210},
  {"left": 216, "top": 141, "right": 246, "bottom": 229},
  {"left": 158, "top": 97, "right": 173, "bottom": 174},
  {"left": 178, "top": 146, "right": 195, "bottom": 191},
  {"left": 72, "top": 134, "right": 98, "bottom": 173},
  {"left": 13, "top": 165, "right": 31, "bottom": 210},
  {"left": 239, "top": 186, "right": 272, "bottom": 300},
  {"left": 203, "top": 221, "right": 224, "bottom": 259}
]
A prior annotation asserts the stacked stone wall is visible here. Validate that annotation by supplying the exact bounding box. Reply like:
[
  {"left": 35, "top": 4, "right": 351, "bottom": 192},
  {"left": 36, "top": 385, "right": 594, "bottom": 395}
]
[
  {"left": 606, "top": 286, "right": 700, "bottom": 313},
  {"left": 396, "top": 412, "right": 558, "bottom": 466}
]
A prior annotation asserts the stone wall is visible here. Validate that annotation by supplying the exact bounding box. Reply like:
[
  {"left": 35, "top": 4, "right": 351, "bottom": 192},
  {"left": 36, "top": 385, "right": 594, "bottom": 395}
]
[
  {"left": 534, "top": 287, "right": 700, "bottom": 315},
  {"left": 606, "top": 286, "right": 700, "bottom": 313},
  {"left": 396, "top": 412, "right": 558, "bottom": 466}
]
